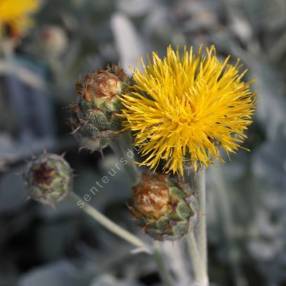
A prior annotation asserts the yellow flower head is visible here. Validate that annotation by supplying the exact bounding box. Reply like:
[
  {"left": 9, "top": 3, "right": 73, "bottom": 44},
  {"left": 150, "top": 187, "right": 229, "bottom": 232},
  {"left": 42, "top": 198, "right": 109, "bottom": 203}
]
[
  {"left": 0, "top": 0, "right": 39, "bottom": 37},
  {"left": 121, "top": 46, "right": 255, "bottom": 175}
]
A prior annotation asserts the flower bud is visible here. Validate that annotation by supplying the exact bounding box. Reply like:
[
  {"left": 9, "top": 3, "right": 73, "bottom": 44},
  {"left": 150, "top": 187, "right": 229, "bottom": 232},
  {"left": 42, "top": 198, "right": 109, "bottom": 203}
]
[
  {"left": 71, "top": 65, "right": 128, "bottom": 151},
  {"left": 130, "top": 173, "right": 194, "bottom": 241},
  {"left": 24, "top": 153, "right": 72, "bottom": 206},
  {"left": 39, "top": 25, "right": 68, "bottom": 59}
]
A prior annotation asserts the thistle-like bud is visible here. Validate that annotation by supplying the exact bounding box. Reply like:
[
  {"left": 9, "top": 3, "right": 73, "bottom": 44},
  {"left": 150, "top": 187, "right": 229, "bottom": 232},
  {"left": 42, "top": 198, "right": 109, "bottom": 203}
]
[
  {"left": 39, "top": 25, "right": 68, "bottom": 59},
  {"left": 130, "top": 173, "right": 194, "bottom": 241},
  {"left": 71, "top": 65, "right": 128, "bottom": 151},
  {"left": 23, "top": 153, "right": 72, "bottom": 206}
]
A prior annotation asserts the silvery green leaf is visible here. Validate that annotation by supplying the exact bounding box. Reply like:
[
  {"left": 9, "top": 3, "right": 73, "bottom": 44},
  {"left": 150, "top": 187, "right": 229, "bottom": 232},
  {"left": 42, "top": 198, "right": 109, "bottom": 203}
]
[
  {"left": 111, "top": 13, "right": 145, "bottom": 73},
  {"left": 251, "top": 61, "right": 286, "bottom": 139},
  {"left": 142, "top": 7, "right": 186, "bottom": 48},
  {"left": 0, "top": 168, "right": 27, "bottom": 213},
  {"left": 91, "top": 274, "right": 143, "bottom": 286},
  {"left": 247, "top": 239, "right": 282, "bottom": 261},
  {"left": 18, "top": 260, "right": 94, "bottom": 286},
  {"left": 36, "top": 222, "right": 79, "bottom": 261},
  {"left": 252, "top": 136, "right": 286, "bottom": 190},
  {"left": 242, "top": 0, "right": 286, "bottom": 31},
  {"left": 116, "top": 0, "right": 154, "bottom": 17}
]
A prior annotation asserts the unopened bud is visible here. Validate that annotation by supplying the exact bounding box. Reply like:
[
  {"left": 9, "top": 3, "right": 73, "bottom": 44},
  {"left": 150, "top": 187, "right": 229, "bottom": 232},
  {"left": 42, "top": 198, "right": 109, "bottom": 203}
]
[
  {"left": 71, "top": 65, "right": 128, "bottom": 151},
  {"left": 130, "top": 173, "right": 194, "bottom": 241},
  {"left": 24, "top": 153, "right": 72, "bottom": 206}
]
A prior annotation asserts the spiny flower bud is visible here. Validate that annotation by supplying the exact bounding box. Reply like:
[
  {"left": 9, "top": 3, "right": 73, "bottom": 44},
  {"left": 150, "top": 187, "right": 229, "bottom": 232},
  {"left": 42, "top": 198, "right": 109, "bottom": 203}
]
[
  {"left": 23, "top": 153, "right": 72, "bottom": 206},
  {"left": 71, "top": 65, "right": 129, "bottom": 151},
  {"left": 130, "top": 173, "right": 194, "bottom": 241}
]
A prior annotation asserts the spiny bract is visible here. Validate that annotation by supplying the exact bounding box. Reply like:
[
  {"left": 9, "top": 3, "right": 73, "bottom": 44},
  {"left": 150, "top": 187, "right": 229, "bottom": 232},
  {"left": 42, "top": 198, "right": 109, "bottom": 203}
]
[
  {"left": 71, "top": 65, "right": 128, "bottom": 151},
  {"left": 121, "top": 46, "right": 255, "bottom": 175},
  {"left": 130, "top": 173, "right": 194, "bottom": 241},
  {"left": 24, "top": 153, "right": 72, "bottom": 206}
]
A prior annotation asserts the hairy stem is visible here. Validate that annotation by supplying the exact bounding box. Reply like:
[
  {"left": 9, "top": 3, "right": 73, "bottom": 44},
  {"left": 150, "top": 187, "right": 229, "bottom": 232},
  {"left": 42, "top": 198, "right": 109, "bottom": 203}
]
[
  {"left": 110, "top": 132, "right": 139, "bottom": 184},
  {"left": 187, "top": 232, "right": 208, "bottom": 285},
  {"left": 185, "top": 167, "right": 209, "bottom": 285},
  {"left": 196, "top": 169, "right": 207, "bottom": 271},
  {"left": 70, "top": 192, "right": 151, "bottom": 253},
  {"left": 153, "top": 242, "right": 175, "bottom": 286}
]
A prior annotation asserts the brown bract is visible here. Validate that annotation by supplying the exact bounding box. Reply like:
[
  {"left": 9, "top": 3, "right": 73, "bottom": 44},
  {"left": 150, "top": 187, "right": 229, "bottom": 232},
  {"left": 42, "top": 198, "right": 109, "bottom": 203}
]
[
  {"left": 32, "top": 163, "right": 55, "bottom": 187},
  {"left": 132, "top": 174, "right": 171, "bottom": 220},
  {"left": 76, "top": 66, "right": 127, "bottom": 102}
]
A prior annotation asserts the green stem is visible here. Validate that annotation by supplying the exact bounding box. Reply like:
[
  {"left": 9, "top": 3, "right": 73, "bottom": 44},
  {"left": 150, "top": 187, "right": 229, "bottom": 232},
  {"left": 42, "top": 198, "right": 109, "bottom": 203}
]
[
  {"left": 185, "top": 166, "right": 209, "bottom": 285},
  {"left": 153, "top": 242, "right": 175, "bottom": 286},
  {"left": 196, "top": 168, "right": 208, "bottom": 271},
  {"left": 110, "top": 132, "right": 139, "bottom": 184},
  {"left": 70, "top": 192, "right": 151, "bottom": 254},
  {"left": 187, "top": 232, "right": 207, "bottom": 284}
]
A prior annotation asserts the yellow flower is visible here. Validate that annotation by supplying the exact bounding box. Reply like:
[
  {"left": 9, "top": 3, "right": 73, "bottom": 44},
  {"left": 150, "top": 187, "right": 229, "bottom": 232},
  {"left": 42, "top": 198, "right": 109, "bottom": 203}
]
[
  {"left": 0, "top": 0, "right": 39, "bottom": 37},
  {"left": 121, "top": 46, "right": 255, "bottom": 175}
]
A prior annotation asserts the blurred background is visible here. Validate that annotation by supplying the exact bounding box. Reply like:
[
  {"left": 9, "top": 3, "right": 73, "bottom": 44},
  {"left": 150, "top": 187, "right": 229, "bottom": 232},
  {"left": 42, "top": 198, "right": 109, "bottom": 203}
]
[{"left": 0, "top": 0, "right": 286, "bottom": 285}]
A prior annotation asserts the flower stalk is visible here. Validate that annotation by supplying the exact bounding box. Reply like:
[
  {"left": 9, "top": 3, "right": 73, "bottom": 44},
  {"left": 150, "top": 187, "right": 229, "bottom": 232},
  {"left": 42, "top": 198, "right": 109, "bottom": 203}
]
[
  {"left": 153, "top": 242, "right": 175, "bottom": 286},
  {"left": 70, "top": 192, "right": 151, "bottom": 254},
  {"left": 187, "top": 230, "right": 209, "bottom": 286},
  {"left": 70, "top": 192, "right": 179, "bottom": 285},
  {"left": 109, "top": 132, "right": 139, "bottom": 184},
  {"left": 195, "top": 168, "right": 208, "bottom": 271},
  {"left": 185, "top": 167, "right": 209, "bottom": 285}
]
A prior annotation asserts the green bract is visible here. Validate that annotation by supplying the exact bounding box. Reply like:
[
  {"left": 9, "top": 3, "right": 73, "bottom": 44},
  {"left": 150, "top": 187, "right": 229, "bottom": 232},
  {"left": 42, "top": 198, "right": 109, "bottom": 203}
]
[
  {"left": 24, "top": 153, "right": 72, "bottom": 206},
  {"left": 71, "top": 65, "right": 128, "bottom": 151},
  {"left": 130, "top": 174, "right": 195, "bottom": 241}
]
